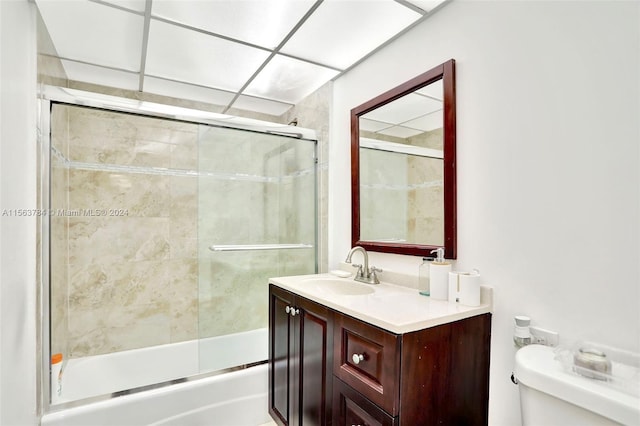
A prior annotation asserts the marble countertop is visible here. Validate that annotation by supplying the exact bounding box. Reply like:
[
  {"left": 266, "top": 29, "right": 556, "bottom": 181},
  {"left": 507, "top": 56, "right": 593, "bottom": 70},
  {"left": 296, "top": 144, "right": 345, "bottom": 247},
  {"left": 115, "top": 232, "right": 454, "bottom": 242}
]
[{"left": 269, "top": 273, "right": 493, "bottom": 334}]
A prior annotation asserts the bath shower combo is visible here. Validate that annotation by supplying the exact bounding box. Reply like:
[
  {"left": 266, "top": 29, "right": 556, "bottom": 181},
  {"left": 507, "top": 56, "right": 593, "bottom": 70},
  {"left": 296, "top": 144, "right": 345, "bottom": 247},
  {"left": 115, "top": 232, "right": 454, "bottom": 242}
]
[{"left": 38, "top": 86, "right": 318, "bottom": 425}]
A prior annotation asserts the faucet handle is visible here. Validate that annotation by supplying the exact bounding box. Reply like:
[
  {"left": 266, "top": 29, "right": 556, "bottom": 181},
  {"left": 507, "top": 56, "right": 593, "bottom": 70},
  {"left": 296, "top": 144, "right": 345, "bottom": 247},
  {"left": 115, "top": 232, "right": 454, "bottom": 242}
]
[
  {"left": 351, "top": 263, "right": 364, "bottom": 277},
  {"left": 370, "top": 266, "right": 382, "bottom": 284}
]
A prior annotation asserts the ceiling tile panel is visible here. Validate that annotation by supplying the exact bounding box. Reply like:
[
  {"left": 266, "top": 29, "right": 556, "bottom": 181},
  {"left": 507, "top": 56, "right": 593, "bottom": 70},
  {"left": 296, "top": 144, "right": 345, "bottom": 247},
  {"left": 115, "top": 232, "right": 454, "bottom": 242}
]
[
  {"left": 244, "top": 54, "right": 339, "bottom": 104},
  {"left": 378, "top": 126, "right": 424, "bottom": 138},
  {"left": 145, "top": 20, "right": 271, "bottom": 92},
  {"left": 36, "top": 0, "right": 144, "bottom": 71},
  {"left": 143, "top": 77, "right": 236, "bottom": 108},
  {"left": 100, "top": 0, "right": 147, "bottom": 13},
  {"left": 232, "top": 95, "right": 294, "bottom": 117},
  {"left": 280, "top": 0, "right": 422, "bottom": 69},
  {"left": 403, "top": 110, "right": 443, "bottom": 132},
  {"left": 405, "top": 0, "right": 447, "bottom": 13},
  {"left": 415, "top": 82, "right": 443, "bottom": 100},
  {"left": 61, "top": 60, "right": 140, "bottom": 90},
  {"left": 364, "top": 93, "right": 441, "bottom": 124},
  {"left": 360, "top": 118, "right": 392, "bottom": 133},
  {"left": 151, "top": 0, "right": 317, "bottom": 49}
]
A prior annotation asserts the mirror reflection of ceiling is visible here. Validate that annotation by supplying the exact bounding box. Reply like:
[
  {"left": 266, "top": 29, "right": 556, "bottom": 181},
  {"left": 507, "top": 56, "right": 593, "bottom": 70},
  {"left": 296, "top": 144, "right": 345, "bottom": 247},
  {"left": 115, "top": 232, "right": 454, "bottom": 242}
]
[
  {"left": 35, "top": 0, "right": 448, "bottom": 116},
  {"left": 360, "top": 81, "right": 443, "bottom": 140}
]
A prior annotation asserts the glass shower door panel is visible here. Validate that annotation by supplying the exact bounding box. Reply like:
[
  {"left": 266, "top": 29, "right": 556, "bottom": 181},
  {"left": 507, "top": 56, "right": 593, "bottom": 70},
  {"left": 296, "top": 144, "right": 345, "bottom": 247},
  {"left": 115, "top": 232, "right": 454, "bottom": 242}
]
[
  {"left": 197, "top": 126, "right": 317, "bottom": 373},
  {"left": 48, "top": 103, "right": 201, "bottom": 404}
]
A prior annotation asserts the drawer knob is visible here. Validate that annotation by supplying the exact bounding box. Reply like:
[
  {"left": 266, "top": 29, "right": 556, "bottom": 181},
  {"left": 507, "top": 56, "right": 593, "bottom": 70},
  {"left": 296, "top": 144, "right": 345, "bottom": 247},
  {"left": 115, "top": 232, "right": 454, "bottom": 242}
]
[
  {"left": 286, "top": 306, "right": 300, "bottom": 317},
  {"left": 352, "top": 353, "right": 365, "bottom": 364}
]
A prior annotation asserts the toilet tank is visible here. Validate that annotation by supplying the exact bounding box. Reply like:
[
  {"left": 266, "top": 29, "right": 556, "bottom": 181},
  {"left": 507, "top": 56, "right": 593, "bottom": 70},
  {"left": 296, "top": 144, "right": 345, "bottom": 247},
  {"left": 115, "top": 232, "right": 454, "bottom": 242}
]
[{"left": 514, "top": 344, "right": 640, "bottom": 426}]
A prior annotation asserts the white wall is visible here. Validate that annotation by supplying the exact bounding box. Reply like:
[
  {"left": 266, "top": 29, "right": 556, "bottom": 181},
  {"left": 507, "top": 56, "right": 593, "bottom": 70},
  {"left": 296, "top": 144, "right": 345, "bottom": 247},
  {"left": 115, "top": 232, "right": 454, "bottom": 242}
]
[
  {"left": 329, "top": 1, "right": 640, "bottom": 425},
  {"left": 0, "top": 1, "right": 38, "bottom": 425}
]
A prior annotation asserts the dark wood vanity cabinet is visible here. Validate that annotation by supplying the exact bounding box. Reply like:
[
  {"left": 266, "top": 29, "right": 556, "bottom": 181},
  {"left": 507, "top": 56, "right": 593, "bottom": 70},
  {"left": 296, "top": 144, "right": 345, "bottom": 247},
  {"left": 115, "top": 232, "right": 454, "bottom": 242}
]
[
  {"left": 268, "top": 285, "right": 333, "bottom": 426},
  {"left": 269, "top": 285, "right": 492, "bottom": 426}
]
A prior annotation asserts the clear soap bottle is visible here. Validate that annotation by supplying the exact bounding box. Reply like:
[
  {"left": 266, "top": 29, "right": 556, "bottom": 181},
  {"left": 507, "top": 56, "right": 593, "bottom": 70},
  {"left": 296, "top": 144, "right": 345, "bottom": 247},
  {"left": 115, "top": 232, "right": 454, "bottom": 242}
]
[{"left": 418, "top": 257, "right": 434, "bottom": 296}]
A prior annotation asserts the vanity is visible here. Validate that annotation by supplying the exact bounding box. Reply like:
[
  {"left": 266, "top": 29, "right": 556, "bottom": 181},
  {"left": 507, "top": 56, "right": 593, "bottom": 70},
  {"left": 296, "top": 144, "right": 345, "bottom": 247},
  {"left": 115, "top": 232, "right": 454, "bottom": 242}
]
[
  {"left": 267, "top": 58, "right": 489, "bottom": 425},
  {"left": 267, "top": 274, "right": 492, "bottom": 426}
]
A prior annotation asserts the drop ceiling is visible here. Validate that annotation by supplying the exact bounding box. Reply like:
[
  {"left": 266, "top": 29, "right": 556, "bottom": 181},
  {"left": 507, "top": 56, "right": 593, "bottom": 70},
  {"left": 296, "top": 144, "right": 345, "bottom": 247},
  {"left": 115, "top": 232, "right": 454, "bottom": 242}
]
[
  {"left": 36, "top": 0, "right": 447, "bottom": 116},
  {"left": 361, "top": 82, "right": 443, "bottom": 139}
]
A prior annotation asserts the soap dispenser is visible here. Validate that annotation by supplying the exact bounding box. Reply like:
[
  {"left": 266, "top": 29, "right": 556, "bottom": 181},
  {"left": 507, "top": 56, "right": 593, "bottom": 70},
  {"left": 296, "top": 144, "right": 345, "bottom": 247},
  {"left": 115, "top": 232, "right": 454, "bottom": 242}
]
[
  {"left": 429, "top": 248, "right": 451, "bottom": 300},
  {"left": 418, "top": 257, "right": 434, "bottom": 296}
]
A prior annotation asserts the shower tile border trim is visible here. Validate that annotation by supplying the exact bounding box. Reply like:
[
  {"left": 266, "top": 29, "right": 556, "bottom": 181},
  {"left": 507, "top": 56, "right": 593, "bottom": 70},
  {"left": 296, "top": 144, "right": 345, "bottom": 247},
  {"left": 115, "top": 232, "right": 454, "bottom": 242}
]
[{"left": 52, "top": 145, "right": 316, "bottom": 182}]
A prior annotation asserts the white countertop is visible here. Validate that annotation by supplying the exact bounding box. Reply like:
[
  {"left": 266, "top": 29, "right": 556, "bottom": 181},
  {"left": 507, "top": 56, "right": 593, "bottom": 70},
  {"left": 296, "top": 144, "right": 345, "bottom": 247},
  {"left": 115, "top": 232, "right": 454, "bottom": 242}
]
[{"left": 269, "top": 273, "right": 493, "bottom": 334}]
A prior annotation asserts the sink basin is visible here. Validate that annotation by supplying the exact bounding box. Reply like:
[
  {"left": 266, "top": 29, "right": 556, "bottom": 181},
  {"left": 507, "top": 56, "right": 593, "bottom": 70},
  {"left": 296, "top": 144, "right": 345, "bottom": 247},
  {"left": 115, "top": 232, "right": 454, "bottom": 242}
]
[{"left": 302, "top": 277, "right": 375, "bottom": 296}]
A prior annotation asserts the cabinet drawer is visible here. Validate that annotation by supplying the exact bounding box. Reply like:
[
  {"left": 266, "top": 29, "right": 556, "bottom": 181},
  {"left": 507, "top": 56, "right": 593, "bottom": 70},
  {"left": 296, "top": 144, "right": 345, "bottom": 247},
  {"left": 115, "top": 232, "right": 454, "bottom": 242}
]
[
  {"left": 333, "top": 379, "right": 397, "bottom": 426},
  {"left": 333, "top": 313, "right": 400, "bottom": 415}
]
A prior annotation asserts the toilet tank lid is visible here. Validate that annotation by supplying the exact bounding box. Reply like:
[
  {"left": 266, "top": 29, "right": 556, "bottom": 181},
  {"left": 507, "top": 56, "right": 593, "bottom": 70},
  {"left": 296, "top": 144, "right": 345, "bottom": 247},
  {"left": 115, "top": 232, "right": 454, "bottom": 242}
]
[{"left": 514, "top": 345, "right": 640, "bottom": 425}]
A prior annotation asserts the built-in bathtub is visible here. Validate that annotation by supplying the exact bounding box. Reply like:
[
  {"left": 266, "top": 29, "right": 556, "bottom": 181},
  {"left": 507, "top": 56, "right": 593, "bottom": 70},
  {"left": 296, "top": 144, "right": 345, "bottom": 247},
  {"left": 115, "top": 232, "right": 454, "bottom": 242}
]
[{"left": 41, "top": 328, "right": 272, "bottom": 426}]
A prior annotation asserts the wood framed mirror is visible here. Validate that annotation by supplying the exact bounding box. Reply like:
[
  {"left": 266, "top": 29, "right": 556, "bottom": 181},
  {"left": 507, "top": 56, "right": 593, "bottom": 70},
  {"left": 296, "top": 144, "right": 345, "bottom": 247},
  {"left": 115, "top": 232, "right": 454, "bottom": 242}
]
[{"left": 351, "top": 59, "right": 456, "bottom": 258}]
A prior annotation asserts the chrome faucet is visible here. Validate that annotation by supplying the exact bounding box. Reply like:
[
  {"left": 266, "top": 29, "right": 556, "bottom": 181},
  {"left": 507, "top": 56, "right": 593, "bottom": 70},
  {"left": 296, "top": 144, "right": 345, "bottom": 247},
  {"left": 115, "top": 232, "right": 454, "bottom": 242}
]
[{"left": 345, "top": 246, "right": 381, "bottom": 284}]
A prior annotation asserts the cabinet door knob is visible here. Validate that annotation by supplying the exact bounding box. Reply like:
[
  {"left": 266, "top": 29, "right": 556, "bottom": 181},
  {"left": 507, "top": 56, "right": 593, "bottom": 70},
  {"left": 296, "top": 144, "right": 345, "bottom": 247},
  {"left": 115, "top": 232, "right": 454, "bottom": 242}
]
[
  {"left": 290, "top": 308, "right": 300, "bottom": 317},
  {"left": 285, "top": 306, "right": 291, "bottom": 314},
  {"left": 352, "top": 353, "right": 364, "bottom": 364}
]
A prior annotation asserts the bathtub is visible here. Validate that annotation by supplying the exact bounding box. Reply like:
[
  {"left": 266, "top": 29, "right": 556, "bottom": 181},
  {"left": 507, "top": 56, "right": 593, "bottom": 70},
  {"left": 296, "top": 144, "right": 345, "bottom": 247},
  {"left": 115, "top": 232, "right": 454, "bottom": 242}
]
[{"left": 41, "top": 328, "right": 272, "bottom": 426}]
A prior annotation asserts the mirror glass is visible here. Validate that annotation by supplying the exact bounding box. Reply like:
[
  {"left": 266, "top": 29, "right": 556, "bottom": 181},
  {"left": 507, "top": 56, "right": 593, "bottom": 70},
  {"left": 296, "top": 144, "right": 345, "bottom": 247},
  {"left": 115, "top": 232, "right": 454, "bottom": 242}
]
[{"left": 351, "top": 59, "right": 456, "bottom": 258}]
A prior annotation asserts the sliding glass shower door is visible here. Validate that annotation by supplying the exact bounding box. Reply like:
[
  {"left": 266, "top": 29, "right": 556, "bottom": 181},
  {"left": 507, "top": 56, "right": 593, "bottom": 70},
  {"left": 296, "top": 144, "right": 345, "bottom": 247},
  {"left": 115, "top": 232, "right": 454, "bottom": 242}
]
[
  {"left": 45, "top": 92, "right": 317, "bottom": 406},
  {"left": 197, "top": 125, "right": 317, "bottom": 372}
]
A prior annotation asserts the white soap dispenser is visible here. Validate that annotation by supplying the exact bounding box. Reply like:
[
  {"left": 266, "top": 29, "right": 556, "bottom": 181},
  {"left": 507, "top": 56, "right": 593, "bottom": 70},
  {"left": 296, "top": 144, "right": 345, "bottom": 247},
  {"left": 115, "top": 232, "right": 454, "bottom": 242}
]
[{"left": 429, "top": 248, "right": 451, "bottom": 300}]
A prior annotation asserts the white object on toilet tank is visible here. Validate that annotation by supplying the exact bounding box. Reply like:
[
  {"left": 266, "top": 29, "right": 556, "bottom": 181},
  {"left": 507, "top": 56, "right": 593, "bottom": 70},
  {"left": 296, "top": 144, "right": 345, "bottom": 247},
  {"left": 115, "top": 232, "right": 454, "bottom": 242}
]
[{"left": 514, "top": 344, "right": 640, "bottom": 425}]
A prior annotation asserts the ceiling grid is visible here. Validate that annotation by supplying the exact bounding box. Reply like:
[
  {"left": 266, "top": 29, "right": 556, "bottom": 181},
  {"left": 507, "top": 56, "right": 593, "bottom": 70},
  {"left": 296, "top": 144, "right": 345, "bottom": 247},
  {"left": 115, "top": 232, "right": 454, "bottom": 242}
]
[{"left": 36, "top": 0, "right": 447, "bottom": 116}]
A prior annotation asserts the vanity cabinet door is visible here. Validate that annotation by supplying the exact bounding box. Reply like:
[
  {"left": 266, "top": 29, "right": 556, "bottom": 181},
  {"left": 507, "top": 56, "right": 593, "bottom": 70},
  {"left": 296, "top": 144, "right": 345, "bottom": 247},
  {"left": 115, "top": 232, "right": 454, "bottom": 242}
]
[
  {"left": 269, "top": 286, "right": 297, "bottom": 425},
  {"left": 269, "top": 285, "right": 333, "bottom": 426},
  {"left": 297, "top": 296, "right": 333, "bottom": 426}
]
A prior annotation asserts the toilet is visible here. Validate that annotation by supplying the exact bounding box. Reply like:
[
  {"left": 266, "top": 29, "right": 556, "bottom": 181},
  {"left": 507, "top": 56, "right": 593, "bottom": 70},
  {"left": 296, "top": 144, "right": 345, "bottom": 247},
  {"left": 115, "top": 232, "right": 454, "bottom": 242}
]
[{"left": 514, "top": 344, "right": 640, "bottom": 425}]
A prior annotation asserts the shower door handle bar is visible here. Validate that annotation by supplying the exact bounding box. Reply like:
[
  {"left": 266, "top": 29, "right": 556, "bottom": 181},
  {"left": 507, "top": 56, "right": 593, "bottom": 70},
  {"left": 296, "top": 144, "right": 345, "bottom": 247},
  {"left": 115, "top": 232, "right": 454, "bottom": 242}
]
[{"left": 209, "top": 243, "right": 313, "bottom": 252}]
